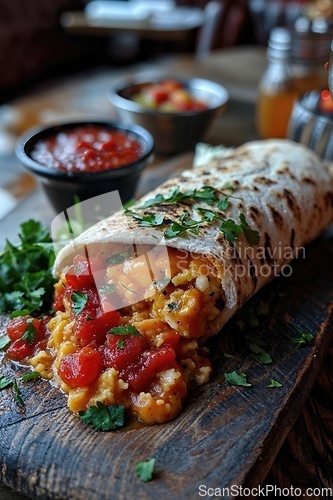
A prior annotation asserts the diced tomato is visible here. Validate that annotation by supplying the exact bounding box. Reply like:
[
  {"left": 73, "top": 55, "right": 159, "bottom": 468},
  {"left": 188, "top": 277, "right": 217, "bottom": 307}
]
[
  {"left": 102, "top": 334, "right": 148, "bottom": 371},
  {"left": 75, "top": 310, "right": 121, "bottom": 347},
  {"left": 58, "top": 346, "right": 103, "bottom": 388},
  {"left": 65, "top": 255, "right": 105, "bottom": 289},
  {"left": 6, "top": 315, "right": 49, "bottom": 361},
  {"left": 121, "top": 345, "right": 176, "bottom": 391},
  {"left": 149, "top": 86, "right": 169, "bottom": 104}
]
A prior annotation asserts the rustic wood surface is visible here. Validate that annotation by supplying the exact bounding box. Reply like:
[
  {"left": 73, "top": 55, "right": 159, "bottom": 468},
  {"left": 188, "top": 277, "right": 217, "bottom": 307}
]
[{"left": 1, "top": 226, "right": 333, "bottom": 499}]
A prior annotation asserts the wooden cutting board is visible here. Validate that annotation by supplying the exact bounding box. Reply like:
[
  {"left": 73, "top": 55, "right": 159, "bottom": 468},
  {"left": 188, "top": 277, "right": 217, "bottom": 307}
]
[{"left": 1, "top": 224, "right": 333, "bottom": 499}]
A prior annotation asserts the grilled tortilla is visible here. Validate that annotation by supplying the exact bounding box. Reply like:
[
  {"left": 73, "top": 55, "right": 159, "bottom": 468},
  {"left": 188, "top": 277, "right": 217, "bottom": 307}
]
[{"left": 30, "top": 139, "right": 333, "bottom": 423}]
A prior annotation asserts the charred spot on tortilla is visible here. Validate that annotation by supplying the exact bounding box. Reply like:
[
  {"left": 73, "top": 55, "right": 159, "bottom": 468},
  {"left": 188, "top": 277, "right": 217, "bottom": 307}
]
[
  {"left": 283, "top": 189, "right": 301, "bottom": 220},
  {"left": 254, "top": 177, "right": 277, "bottom": 185},
  {"left": 268, "top": 205, "right": 284, "bottom": 227},
  {"left": 290, "top": 228, "right": 295, "bottom": 249}
]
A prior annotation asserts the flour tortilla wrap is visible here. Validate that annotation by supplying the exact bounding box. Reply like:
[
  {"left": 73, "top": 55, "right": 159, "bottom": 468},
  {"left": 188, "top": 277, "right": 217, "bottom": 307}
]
[{"left": 54, "top": 139, "right": 333, "bottom": 337}]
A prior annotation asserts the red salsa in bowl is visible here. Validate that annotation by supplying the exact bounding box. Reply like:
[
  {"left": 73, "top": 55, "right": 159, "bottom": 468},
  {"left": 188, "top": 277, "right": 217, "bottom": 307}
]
[
  {"left": 15, "top": 121, "right": 154, "bottom": 212},
  {"left": 31, "top": 125, "right": 144, "bottom": 173}
]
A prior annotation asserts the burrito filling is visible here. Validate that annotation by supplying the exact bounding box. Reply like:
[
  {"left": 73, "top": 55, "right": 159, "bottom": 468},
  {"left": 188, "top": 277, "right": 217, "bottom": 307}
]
[{"left": 23, "top": 245, "right": 224, "bottom": 424}]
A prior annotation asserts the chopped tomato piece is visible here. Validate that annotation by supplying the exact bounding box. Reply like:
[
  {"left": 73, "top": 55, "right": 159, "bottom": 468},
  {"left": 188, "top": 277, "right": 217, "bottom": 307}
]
[
  {"left": 65, "top": 255, "right": 105, "bottom": 289},
  {"left": 58, "top": 346, "right": 103, "bottom": 387},
  {"left": 75, "top": 310, "right": 121, "bottom": 347},
  {"left": 6, "top": 315, "right": 49, "bottom": 361},
  {"left": 7, "top": 339, "right": 34, "bottom": 360},
  {"left": 121, "top": 345, "right": 176, "bottom": 391},
  {"left": 102, "top": 334, "right": 148, "bottom": 371}
]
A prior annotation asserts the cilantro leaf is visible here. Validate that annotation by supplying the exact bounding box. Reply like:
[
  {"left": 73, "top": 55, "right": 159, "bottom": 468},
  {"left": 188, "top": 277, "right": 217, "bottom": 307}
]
[
  {"left": 0, "top": 376, "right": 13, "bottom": 389},
  {"left": 224, "top": 371, "right": 252, "bottom": 387},
  {"left": 239, "top": 213, "right": 260, "bottom": 245},
  {"left": 291, "top": 329, "right": 314, "bottom": 347},
  {"left": 21, "top": 371, "right": 41, "bottom": 382},
  {"left": 135, "top": 458, "right": 155, "bottom": 482},
  {"left": 79, "top": 402, "right": 125, "bottom": 431},
  {"left": 108, "top": 325, "right": 142, "bottom": 337},
  {"left": 71, "top": 291, "right": 88, "bottom": 316},
  {"left": 0, "top": 335, "right": 10, "bottom": 350},
  {"left": 128, "top": 212, "right": 165, "bottom": 227},
  {"left": 21, "top": 320, "right": 38, "bottom": 345},
  {"left": 13, "top": 379, "right": 25, "bottom": 407},
  {"left": 251, "top": 352, "right": 273, "bottom": 364},
  {"left": 268, "top": 378, "right": 282, "bottom": 388},
  {"left": 217, "top": 197, "right": 230, "bottom": 211},
  {"left": 9, "top": 309, "right": 30, "bottom": 319},
  {"left": 220, "top": 219, "right": 243, "bottom": 243}
]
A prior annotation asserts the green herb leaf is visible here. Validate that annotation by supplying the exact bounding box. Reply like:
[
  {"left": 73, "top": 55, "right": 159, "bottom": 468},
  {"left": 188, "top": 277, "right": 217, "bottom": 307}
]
[
  {"left": 108, "top": 325, "right": 142, "bottom": 337},
  {"left": 224, "top": 371, "right": 252, "bottom": 387},
  {"left": 0, "top": 220, "right": 56, "bottom": 315},
  {"left": 13, "top": 379, "right": 25, "bottom": 407},
  {"left": 251, "top": 352, "right": 273, "bottom": 364},
  {"left": 217, "top": 197, "right": 230, "bottom": 211},
  {"left": 221, "top": 182, "right": 236, "bottom": 192},
  {"left": 71, "top": 291, "right": 88, "bottom": 316},
  {"left": 135, "top": 458, "right": 155, "bottom": 482},
  {"left": 117, "top": 339, "right": 125, "bottom": 350},
  {"left": 239, "top": 213, "right": 260, "bottom": 245},
  {"left": 21, "top": 371, "right": 41, "bottom": 382},
  {"left": 9, "top": 309, "right": 30, "bottom": 319},
  {"left": 78, "top": 402, "right": 125, "bottom": 431},
  {"left": 223, "top": 352, "right": 235, "bottom": 359},
  {"left": 128, "top": 212, "right": 165, "bottom": 227},
  {"left": 107, "top": 250, "right": 131, "bottom": 266},
  {"left": 21, "top": 320, "right": 38, "bottom": 345},
  {"left": 0, "top": 335, "right": 10, "bottom": 349},
  {"left": 0, "top": 375, "right": 13, "bottom": 389},
  {"left": 268, "top": 378, "right": 282, "bottom": 388},
  {"left": 291, "top": 329, "right": 314, "bottom": 347},
  {"left": 167, "top": 302, "right": 178, "bottom": 311},
  {"left": 136, "top": 186, "right": 219, "bottom": 209},
  {"left": 220, "top": 219, "right": 243, "bottom": 243}
]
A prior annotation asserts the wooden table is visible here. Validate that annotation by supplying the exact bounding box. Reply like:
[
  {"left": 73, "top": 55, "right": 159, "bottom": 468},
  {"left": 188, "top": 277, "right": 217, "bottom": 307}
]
[{"left": 0, "top": 46, "right": 332, "bottom": 498}]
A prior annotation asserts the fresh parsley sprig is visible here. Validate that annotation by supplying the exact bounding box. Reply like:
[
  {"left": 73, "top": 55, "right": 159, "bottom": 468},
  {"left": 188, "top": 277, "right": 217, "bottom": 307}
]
[
  {"left": 0, "top": 220, "right": 56, "bottom": 315},
  {"left": 108, "top": 325, "right": 142, "bottom": 337},
  {"left": 135, "top": 458, "right": 155, "bottom": 482},
  {"left": 79, "top": 402, "right": 125, "bottom": 431}
]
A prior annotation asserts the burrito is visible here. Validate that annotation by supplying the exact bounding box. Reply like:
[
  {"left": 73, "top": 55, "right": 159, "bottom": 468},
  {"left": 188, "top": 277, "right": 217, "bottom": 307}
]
[{"left": 30, "top": 139, "right": 333, "bottom": 424}]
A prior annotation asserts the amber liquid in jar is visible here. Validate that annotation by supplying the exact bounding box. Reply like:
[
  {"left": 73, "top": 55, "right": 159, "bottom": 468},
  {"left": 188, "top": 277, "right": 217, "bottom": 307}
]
[{"left": 257, "top": 87, "right": 298, "bottom": 139}]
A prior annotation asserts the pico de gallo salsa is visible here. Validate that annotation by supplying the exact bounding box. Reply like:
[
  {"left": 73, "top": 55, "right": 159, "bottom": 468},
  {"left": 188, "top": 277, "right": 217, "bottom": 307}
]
[
  {"left": 31, "top": 125, "right": 143, "bottom": 173},
  {"left": 132, "top": 79, "right": 208, "bottom": 112}
]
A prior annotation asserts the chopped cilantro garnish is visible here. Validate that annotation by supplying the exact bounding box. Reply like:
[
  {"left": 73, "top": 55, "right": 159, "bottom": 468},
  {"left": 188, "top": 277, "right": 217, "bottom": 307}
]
[
  {"left": 268, "top": 378, "right": 282, "bottom": 388},
  {"left": 135, "top": 458, "right": 155, "bottom": 482},
  {"left": 239, "top": 213, "right": 260, "bottom": 245},
  {"left": 108, "top": 325, "right": 142, "bottom": 337},
  {"left": 107, "top": 250, "right": 131, "bottom": 265},
  {"left": 0, "top": 335, "right": 10, "bottom": 350},
  {"left": 127, "top": 212, "right": 165, "bottom": 227},
  {"left": 13, "top": 379, "right": 25, "bottom": 407},
  {"left": 167, "top": 302, "right": 178, "bottom": 311},
  {"left": 251, "top": 352, "right": 273, "bottom": 364},
  {"left": 291, "top": 329, "right": 314, "bottom": 347},
  {"left": 71, "top": 291, "right": 88, "bottom": 316},
  {"left": 0, "top": 376, "right": 13, "bottom": 389},
  {"left": 79, "top": 402, "right": 125, "bottom": 431},
  {"left": 220, "top": 219, "right": 243, "bottom": 243},
  {"left": 9, "top": 309, "right": 30, "bottom": 319},
  {"left": 224, "top": 371, "right": 252, "bottom": 387},
  {"left": 21, "top": 371, "right": 41, "bottom": 382},
  {"left": 117, "top": 339, "right": 125, "bottom": 350},
  {"left": 0, "top": 220, "right": 56, "bottom": 315},
  {"left": 21, "top": 319, "right": 38, "bottom": 345}
]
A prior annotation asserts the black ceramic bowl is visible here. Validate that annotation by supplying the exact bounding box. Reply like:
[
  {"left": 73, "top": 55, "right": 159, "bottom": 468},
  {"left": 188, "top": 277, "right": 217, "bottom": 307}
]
[
  {"left": 15, "top": 120, "right": 154, "bottom": 214},
  {"left": 109, "top": 73, "right": 229, "bottom": 154}
]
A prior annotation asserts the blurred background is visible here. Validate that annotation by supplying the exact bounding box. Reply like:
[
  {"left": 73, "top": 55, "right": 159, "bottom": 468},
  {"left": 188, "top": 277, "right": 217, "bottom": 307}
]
[{"left": 1, "top": 0, "right": 332, "bottom": 104}]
